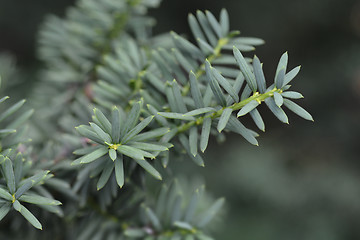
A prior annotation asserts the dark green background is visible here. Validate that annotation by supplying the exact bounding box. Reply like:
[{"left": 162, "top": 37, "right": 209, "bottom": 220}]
[{"left": 1, "top": 0, "right": 360, "bottom": 239}]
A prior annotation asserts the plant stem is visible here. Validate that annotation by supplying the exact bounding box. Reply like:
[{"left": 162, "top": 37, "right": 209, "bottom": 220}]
[
  {"left": 195, "top": 38, "right": 229, "bottom": 78},
  {"left": 181, "top": 37, "right": 229, "bottom": 96},
  {"left": 177, "top": 88, "right": 281, "bottom": 133}
]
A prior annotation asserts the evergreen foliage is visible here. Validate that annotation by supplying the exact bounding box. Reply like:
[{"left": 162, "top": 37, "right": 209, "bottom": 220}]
[{"left": 0, "top": 0, "right": 312, "bottom": 239}]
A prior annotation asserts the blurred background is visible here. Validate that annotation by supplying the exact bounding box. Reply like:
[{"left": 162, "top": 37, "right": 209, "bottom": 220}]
[{"left": 1, "top": 0, "right": 360, "bottom": 239}]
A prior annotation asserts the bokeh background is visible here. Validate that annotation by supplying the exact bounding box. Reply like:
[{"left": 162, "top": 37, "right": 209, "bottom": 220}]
[{"left": 1, "top": 0, "right": 360, "bottom": 239}]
